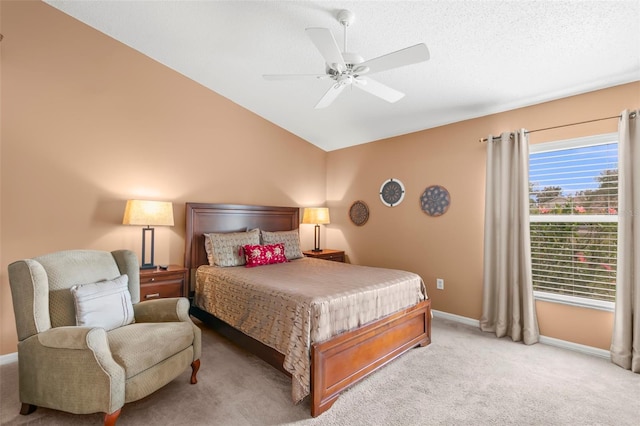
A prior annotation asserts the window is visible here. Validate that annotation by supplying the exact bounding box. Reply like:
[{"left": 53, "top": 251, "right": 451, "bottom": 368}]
[{"left": 529, "top": 133, "right": 618, "bottom": 310}]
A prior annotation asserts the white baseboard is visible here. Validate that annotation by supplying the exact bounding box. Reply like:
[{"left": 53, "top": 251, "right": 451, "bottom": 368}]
[
  {"left": 0, "top": 352, "right": 18, "bottom": 365},
  {"left": 432, "top": 309, "right": 480, "bottom": 327},
  {"left": 432, "top": 309, "right": 610, "bottom": 359},
  {"left": 538, "top": 335, "right": 610, "bottom": 359}
]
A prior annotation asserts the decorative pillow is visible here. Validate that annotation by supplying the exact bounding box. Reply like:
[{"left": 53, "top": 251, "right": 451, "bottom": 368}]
[
  {"left": 261, "top": 229, "right": 303, "bottom": 260},
  {"left": 243, "top": 243, "right": 287, "bottom": 267},
  {"left": 70, "top": 274, "right": 134, "bottom": 331},
  {"left": 205, "top": 228, "right": 260, "bottom": 267}
]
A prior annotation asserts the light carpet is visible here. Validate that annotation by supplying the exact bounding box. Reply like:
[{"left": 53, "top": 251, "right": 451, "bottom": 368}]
[{"left": 1, "top": 317, "right": 638, "bottom": 425}]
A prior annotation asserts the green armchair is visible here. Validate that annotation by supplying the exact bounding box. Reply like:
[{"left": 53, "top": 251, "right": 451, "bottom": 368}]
[{"left": 8, "top": 249, "right": 201, "bottom": 425}]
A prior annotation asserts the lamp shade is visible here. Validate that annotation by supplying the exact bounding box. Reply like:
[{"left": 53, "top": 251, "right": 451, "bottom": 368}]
[
  {"left": 302, "top": 207, "right": 330, "bottom": 225},
  {"left": 122, "top": 200, "right": 174, "bottom": 227}
]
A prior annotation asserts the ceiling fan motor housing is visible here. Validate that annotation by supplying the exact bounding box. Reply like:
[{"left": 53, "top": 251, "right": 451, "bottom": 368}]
[
  {"left": 342, "top": 52, "right": 364, "bottom": 65},
  {"left": 326, "top": 52, "right": 367, "bottom": 76}
]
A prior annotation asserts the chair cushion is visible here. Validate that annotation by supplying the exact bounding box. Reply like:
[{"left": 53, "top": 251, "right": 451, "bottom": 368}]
[
  {"left": 107, "top": 322, "right": 194, "bottom": 379},
  {"left": 71, "top": 275, "right": 134, "bottom": 331}
]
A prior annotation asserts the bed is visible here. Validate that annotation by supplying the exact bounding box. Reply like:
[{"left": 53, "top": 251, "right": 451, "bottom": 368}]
[{"left": 184, "top": 203, "right": 431, "bottom": 417}]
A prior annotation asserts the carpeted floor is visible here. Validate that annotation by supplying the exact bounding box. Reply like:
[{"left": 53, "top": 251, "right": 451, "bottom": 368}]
[{"left": 1, "top": 317, "right": 638, "bottom": 425}]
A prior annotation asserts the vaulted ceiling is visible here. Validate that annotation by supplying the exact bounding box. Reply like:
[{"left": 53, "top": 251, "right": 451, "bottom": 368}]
[{"left": 45, "top": 1, "right": 640, "bottom": 151}]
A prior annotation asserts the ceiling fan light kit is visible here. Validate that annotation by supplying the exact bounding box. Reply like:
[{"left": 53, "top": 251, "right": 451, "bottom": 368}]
[{"left": 263, "top": 9, "right": 430, "bottom": 109}]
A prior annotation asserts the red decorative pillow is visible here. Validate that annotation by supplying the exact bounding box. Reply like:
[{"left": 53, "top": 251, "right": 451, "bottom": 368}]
[{"left": 243, "top": 243, "right": 287, "bottom": 267}]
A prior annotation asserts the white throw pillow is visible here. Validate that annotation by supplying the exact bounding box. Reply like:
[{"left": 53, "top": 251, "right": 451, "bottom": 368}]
[{"left": 71, "top": 274, "right": 134, "bottom": 331}]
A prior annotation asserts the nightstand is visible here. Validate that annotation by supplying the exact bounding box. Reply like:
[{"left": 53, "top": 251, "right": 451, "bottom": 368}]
[
  {"left": 303, "top": 249, "right": 345, "bottom": 263},
  {"left": 139, "top": 265, "right": 188, "bottom": 301}
]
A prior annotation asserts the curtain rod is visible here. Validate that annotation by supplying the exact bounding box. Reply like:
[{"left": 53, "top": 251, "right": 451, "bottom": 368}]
[{"left": 478, "top": 114, "right": 629, "bottom": 143}]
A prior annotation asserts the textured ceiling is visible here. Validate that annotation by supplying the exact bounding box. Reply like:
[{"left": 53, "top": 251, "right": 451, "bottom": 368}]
[{"left": 45, "top": 1, "right": 640, "bottom": 151}]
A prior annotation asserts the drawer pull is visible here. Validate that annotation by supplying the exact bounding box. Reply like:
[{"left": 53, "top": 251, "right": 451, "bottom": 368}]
[
  {"left": 145, "top": 293, "right": 160, "bottom": 299},
  {"left": 150, "top": 278, "right": 155, "bottom": 282}
]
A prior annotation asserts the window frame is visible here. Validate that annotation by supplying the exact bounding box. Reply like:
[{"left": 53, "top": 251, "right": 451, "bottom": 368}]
[{"left": 529, "top": 132, "right": 617, "bottom": 312}]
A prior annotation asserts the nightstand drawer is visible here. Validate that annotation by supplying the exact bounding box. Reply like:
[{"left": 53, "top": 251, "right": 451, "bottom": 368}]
[
  {"left": 303, "top": 249, "right": 345, "bottom": 263},
  {"left": 140, "top": 271, "right": 185, "bottom": 285},
  {"left": 141, "top": 281, "right": 183, "bottom": 300},
  {"left": 138, "top": 265, "right": 188, "bottom": 299},
  {"left": 319, "top": 253, "right": 345, "bottom": 262}
]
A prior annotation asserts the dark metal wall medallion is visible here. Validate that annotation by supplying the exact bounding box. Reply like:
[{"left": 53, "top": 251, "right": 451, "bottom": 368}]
[
  {"left": 380, "top": 178, "right": 405, "bottom": 207},
  {"left": 349, "top": 200, "right": 370, "bottom": 226},
  {"left": 421, "top": 185, "right": 451, "bottom": 217}
]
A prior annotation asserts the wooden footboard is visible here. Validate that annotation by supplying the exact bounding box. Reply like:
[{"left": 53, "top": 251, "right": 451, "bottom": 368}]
[
  {"left": 311, "top": 299, "right": 431, "bottom": 417},
  {"left": 191, "top": 299, "right": 431, "bottom": 417}
]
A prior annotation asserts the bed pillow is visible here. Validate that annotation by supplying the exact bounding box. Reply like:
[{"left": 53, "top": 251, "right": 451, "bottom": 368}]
[
  {"left": 243, "top": 243, "right": 287, "bottom": 267},
  {"left": 70, "top": 274, "right": 134, "bottom": 331},
  {"left": 261, "top": 229, "right": 303, "bottom": 260},
  {"left": 205, "top": 228, "right": 260, "bottom": 267},
  {"left": 204, "top": 227, "right": 248, "bottom": 265}
]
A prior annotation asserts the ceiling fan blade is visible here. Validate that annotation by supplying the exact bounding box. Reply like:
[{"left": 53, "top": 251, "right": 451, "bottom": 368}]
[
  {"left": 305, "top": 27, "right": 346, "bottom": 71},
  {"left": 359, "top": 43, "right": 430, "bottom": 75},
  {"left": 315, "top": 83, "right": 346, "bottom": 109},
  {"left": 263, "top": 74, "right": 329, "bottom": 81},
  {"left": 353, "top": 77, "right": 405, "bottom": 103}
]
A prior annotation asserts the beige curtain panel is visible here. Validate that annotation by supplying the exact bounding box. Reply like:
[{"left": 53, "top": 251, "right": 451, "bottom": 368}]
[
  {"left": 480, "top": 130, "right": 539, "bottom": 345},
  {"left": 611, "top": 109, "right": 640, "bottom": 373}
]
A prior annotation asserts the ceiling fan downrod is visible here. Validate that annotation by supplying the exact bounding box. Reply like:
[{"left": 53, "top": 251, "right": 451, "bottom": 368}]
[
  {"left": 337, "top": 9, "right": 355, "bottom": 53},
  {"left": 336, "top": 10, "right": 369, "bottom": 74}
]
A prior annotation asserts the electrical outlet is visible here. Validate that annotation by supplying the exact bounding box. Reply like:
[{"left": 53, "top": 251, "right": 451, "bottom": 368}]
[{"left": 436, "top": 278, "right": 444, "bottom": 290}]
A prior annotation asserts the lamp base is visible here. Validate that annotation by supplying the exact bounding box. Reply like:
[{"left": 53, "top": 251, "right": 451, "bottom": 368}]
[
  {"left": 312, "top": 224, "right": 323, "bottom": 253},
  {"left": 140, "top": 227, "right": 156, "bottom": 271}
]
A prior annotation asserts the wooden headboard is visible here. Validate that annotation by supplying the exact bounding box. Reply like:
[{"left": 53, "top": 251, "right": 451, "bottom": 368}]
[{"left": 184, "top": 203, "right": 300, "bottom": 285}]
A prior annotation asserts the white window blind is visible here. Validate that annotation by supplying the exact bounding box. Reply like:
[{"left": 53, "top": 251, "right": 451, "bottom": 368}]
[{"left": 529, "top": 134, "right": 618, "bottom": 305}]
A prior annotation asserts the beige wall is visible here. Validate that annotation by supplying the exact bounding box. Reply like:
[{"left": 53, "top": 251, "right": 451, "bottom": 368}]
[
  {"left": 0, "top": 1, "right": 326, "bottom": 355},
  {"left": 326, "top": 81, "right": 640, "bottom": 350},
  {"left": 1, "top": 1, "right": 639, "bottom": 356}
]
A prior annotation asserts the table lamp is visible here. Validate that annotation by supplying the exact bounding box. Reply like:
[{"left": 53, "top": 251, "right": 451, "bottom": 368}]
[
  {"left": 302, "top": 207, "right": 330, "bottom": 252},
  {"left": 122, "top": 200, "right": 174, "bottom": 269}
]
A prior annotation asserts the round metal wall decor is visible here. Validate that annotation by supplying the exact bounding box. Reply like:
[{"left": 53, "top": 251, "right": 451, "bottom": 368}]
[
  {"left": 420, "top": 185, "right": 451, "bottom": 217},
  {"left": 379, "top": 178, "right": 405, "bottom": 207},
  {"left": 349, "top": 200, "right": 370, "bottom": 226}
]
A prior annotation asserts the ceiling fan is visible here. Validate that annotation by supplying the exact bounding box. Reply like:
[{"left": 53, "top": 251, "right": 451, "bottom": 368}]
[{"left": 263, "top": 9, "right": 430, "bottom": 109}]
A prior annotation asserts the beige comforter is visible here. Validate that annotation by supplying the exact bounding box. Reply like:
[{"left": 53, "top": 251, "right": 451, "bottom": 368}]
[{"left": 195, "top": 257, "right": 427, "bottom": 402}]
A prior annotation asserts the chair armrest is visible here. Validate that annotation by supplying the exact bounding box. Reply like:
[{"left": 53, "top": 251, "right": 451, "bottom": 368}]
[
  {"left": 20, "top": 327, "right": 125, "bottom": 414},
  {"left": 133, "top": 297, "right": 191, "bottom": 323},
  {"left": 134, "top": 298, "right": 202, "bottom": 362},
  {"left": 37, "top": 326, "right": 108, "bottom": 350},
  {"left": 36, "top": 327, "right": 122, "bottom": 382}
]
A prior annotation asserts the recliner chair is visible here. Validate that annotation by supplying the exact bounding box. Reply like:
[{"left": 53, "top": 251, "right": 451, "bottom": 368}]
[{"left": 8, "top": 249, "right": 201, "bottom": 425}]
